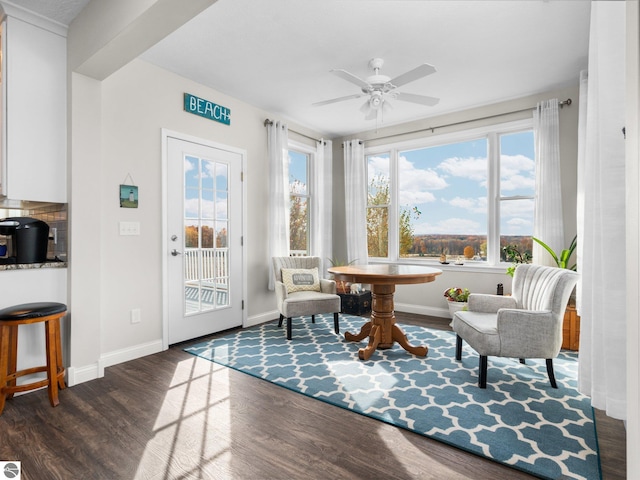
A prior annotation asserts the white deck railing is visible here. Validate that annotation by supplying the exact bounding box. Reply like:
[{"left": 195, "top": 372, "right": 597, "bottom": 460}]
[{"left": 184, "top": 248, "right": 229, "bottom": 284}]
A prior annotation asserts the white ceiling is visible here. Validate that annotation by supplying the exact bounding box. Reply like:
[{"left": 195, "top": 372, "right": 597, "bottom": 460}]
[{"left": 6, "top": 0, "right": 591, "bottom": 138}]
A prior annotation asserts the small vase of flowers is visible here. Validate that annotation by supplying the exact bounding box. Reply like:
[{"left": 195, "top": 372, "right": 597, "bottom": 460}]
[{"left": 444, "top": 287, "right": 470, "bottom": 318}]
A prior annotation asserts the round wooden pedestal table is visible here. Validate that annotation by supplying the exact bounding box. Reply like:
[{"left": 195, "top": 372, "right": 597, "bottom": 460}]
[{"left": 327, "top": 264, "right": 442, "bottom": 360}]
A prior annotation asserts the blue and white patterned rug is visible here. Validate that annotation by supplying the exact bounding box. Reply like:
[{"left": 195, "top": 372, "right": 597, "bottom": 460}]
[{"left": 184, "top": 314, "right": 601, "bottom": 480}]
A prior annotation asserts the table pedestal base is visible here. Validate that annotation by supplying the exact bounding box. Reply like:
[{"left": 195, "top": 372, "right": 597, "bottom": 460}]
[{"left": 344, "top": 284, "right": 428, "bottom": 360}]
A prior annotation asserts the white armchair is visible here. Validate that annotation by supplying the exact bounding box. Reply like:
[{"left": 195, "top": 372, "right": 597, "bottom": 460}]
[
  {"left": 451, "top": 264, "right": 579, "bottom": 388},
  {"left": 272, "top": 256, "right": 341, "bottom": 340}
]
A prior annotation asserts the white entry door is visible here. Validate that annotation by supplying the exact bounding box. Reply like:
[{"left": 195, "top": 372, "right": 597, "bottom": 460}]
[{"left": 165, "top": 133, "right": 244, "bottom": 345}]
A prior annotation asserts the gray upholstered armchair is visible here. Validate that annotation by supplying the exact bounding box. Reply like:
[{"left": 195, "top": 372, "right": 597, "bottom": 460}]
[
  {"left": 451, "top": 264, "right": 579, "bottom": 388},
  {"left": 272, "top": 256, "right": 341, "bottom": 340}
]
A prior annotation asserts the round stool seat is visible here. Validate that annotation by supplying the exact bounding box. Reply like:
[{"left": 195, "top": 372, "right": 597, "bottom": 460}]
[{"left": 0, "top": 302, "right": 67, "bottom": 321}]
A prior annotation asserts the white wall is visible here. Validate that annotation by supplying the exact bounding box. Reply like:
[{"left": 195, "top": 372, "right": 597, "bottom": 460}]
[
  {"left": 331, "top": 84, "right": 579, "bottom": 317},
  {"left": 68, "top": 72, "right": 103, "bottom": 384},
  {"left": 69, "top": 58, "right": 310, "bottom": 378}
]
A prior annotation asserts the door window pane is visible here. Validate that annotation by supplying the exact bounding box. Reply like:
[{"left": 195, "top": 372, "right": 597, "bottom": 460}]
[{"left": 183, "top": 155, "right": 230, "bottom": 313}]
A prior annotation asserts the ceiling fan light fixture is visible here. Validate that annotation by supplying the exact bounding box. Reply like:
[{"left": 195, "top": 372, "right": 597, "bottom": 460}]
[{"left": 369, "top": 92, "right": 383, "bottom": 109}]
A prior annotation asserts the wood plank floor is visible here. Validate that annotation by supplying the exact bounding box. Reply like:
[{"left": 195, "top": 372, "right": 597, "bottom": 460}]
[{"left": 0, "top": 313, "right": 626, "bottom": 479}]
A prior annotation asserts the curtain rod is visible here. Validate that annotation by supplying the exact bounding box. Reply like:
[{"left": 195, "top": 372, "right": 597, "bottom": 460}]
[
  {"left": 360, "top": 98, "right": 572, "bottom": 144},
  {"left": 264, "top": 119, "right": 325, "bottom": 145}
]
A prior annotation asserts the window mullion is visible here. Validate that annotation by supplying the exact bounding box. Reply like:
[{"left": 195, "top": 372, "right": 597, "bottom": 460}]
[
  {"left": 389, "top": 148, "right": 399, "bottom": 260},
  {"left": 487, "top": 132, "right": 500, "bottom": 265}
]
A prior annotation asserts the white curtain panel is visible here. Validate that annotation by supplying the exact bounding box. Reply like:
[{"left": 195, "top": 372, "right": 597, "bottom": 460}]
[
  {"left": 577, "top": 1, "right": 627, "bottom": 420},
  {"left": 533, "top": 98, "right": 564, "bottom": 266},
  {"left": 311, "top": 139, "right": 333, "bottom": 277},
  {"left": 343, "top": 140, "right": 368, "bottom": 264},
  {"left": 267, "top": 121, "right": 290, "bottom": 290},
  {"left": 575, "top": 70, "right": 588, "bottom": 320}
]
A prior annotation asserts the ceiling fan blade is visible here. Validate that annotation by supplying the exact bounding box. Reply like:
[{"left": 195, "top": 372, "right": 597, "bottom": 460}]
[
  {"left": 389, "top": 63, "right": 436, "bottom": 88},
  {"left": 313, "top": 93, "right": 364, "bottom": 107},
  {"left": 394, "top": 92, "right": 440, "bottom": 107},
  {"left": 331, "top": 69, "right": 371, "bottom": 90}
]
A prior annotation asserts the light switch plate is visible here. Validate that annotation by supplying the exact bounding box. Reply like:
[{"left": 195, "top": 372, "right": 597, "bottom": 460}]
[{"left": 119, "top": 221, "right": 140, "bottom": 236}]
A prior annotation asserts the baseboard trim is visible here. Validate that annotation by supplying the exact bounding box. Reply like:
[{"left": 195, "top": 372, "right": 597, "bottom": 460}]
[
  {"left": 246, "top": 310, "right": 278, "bottom": 328},
  {"left": 66, "top": 363, "right": 103, "bottom": 387},
  {"left": 101, "top": 339, "right": 164, "bottom": 369},
  {"left": 67, "top": 339, "right": 164, "bottom": 386},
  {"left": 395, "top": 303, "right": 450, "bottom": 319}
]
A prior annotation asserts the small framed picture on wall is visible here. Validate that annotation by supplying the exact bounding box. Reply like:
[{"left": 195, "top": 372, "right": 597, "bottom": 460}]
[{"left": 120, "top": 184, "right": 139, "bottom": 208}]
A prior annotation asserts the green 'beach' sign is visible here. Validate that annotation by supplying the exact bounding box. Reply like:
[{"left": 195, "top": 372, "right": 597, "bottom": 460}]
[{"left": 184, "top": 93, "right": 231, "bottom": 125}]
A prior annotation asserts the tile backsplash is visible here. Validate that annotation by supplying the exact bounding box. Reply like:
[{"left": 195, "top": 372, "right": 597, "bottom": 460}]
[{"left": 0, "top": 203, "right": 67, "bottom": 261}]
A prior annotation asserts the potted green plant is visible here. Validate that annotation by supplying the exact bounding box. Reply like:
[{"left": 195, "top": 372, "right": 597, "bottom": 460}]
[
  {"left": 532, "top": 235, "right": 577, "bottom": 271},
  {"left": 444, "top": 287, "right": 470, "bottom": 318},
  {"left": 502, "top": 244, "right": 532, "bottom": 277}
]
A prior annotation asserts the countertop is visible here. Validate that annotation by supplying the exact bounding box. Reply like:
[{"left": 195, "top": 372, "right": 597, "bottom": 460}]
[{"left": 0, "top": 261, "right": 67, "bottom": 271}]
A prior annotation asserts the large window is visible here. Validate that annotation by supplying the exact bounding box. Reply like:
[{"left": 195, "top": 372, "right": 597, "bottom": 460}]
[
  {"left": 366, "top": 120, "right": 535, "bottom": 266},
  {"left": 288, "top": 147, "right": 312, "bottom": 255}
]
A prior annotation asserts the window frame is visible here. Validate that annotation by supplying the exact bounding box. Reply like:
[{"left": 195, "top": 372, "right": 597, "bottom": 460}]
[{"left": 364, "top": 118, "right": 534, "bottom": 270}]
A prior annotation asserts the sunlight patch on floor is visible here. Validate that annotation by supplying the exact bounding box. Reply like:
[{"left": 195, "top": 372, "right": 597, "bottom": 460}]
[
  {"left": 325, "top": 360, "right": 397, "bottom": 410},
  {"left": 134, "top": 357, "right": 233, "bottom": 479}
]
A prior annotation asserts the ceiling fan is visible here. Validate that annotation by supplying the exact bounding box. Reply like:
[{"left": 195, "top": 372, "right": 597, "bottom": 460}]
[{"left": 313, "top": 58, "right": 439, "bottom": 120}]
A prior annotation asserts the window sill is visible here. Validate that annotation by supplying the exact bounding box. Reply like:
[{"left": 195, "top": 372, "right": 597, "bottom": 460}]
[{"left": 368, "top": 259, "right": 511, "bottom": 275}]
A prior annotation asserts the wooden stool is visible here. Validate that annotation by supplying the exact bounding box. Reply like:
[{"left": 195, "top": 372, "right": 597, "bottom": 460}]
[{"left": 0, "top": 302, "right": 67, "bottom": 415}]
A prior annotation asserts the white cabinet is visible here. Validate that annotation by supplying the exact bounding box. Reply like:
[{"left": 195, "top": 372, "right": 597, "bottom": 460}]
[{"left": 0, "top": 11, "right": 67, "bottom": 203}]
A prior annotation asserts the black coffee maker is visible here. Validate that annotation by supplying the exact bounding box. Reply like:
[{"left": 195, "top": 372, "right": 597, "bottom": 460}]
[{"left": 0, "top": 217, "right": 50, "bottom": 264}]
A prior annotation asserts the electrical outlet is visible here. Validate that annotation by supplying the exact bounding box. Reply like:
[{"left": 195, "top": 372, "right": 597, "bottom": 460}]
[{"left": 130, "top": 308, "right": 141, "bottom": 324}]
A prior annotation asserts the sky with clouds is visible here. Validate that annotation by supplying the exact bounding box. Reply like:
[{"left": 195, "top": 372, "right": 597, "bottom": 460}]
[{"left": 368, "top": 130, "right": 535, "bottom": 236}]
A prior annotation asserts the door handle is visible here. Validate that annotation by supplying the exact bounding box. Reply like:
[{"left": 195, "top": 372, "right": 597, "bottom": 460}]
[{"left": 171, "top": 249, "right": 182, "bottom": 256}]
